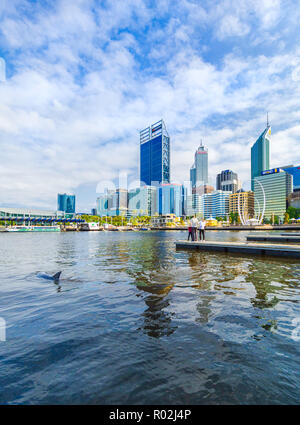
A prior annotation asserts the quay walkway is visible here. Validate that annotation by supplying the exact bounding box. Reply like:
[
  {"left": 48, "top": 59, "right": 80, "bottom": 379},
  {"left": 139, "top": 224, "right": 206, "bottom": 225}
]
[{"left": 175, "top": 240, "right": 300, "bottom": 259}]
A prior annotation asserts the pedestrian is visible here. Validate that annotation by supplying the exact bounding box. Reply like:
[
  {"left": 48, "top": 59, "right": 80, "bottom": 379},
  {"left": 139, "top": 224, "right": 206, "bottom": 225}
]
[
  {"left": 187, "top": 220, "right": 193, "bottom": 241},
  {"left": 198, "top": 218, "right": 206, "bottom": 241},
  {"left": 191, "top": 216, "right": 198, "bottom": 241}
]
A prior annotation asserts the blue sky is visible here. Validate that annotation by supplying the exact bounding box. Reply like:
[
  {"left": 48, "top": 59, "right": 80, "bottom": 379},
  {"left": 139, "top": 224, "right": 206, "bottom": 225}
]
[{"left": 0, "top": 0, "right": 300, "bottom": 211}]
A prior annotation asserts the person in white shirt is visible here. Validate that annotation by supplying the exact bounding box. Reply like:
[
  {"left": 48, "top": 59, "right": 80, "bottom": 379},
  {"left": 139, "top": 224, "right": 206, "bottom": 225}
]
[
  {"left": 198, "top": 219, "right": 206, "bottom": 241},
  {"left": 191, "top": 216, "right": 199, "bottom": 241}
]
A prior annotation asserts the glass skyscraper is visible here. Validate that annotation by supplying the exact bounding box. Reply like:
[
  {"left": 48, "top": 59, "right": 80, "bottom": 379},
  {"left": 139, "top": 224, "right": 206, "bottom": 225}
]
[
  {"left": 157, "top": 184, "right": 184, "bottom": 217},
  {"left": 140, "top": 120, "right": 170, "bottom": 186},
  {"left": 251, "top": 124, "right": 271, "bottom": 190},
  {"left": 57, "top": 193, "right": 76, "bottom": 214},
  {"left": 254, "top": 169, "right": 293, "bottom": 221},
  {"left": 190, "top": 142, "right": 208, "bottom": 188},
  {"left": 216, "top": 169, "right": 241, "bottom": 193},
  {"left": 280, "top": 165, "right": 300, "bottom": 192}
]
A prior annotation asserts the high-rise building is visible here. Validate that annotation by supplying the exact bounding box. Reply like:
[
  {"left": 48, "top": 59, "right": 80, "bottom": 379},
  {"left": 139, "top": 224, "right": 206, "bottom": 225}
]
[
  {"left": 280, "top": 165, "right": 300, "bottom": 192},
  {"left": 229, "top": 190, "right": 255, "bottom": 218},
  {"left": 128, "top": 186, "right": 157, "bottom": 216},
  {"left": 186, "top": 194, "right": 203, "bottom": 217},
  {"left": 216, "top": 170, "right": 241, "bottom": 193},
  {"left": 251, "top": 122, "right": 271, "bottom": 190},
  {"left": 190, "top": 141, "right": 208, "bottom": 189},
  {"left": 202, "top": 190, "right": 231, "bottom": 219},
  {"left": 140, "top": 119, "right": 170, "bottom": 186},
  {"left": 57, "top": 193, "right": 76, "bottom": 214},
  {"left": 157, "top": 184, "right": 184, "bottom": 217},
  {"left": 192, "top": 184, "right": 214, "bottom": 195},
  {"left": 254, "top": 168, "right": 293, "bottom": 221}
]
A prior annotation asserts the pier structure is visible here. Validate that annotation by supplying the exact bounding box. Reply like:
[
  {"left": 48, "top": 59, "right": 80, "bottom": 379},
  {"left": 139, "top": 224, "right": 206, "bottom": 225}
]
[{"left": 175, "top": 240, "right": 300, "bottom": 259}]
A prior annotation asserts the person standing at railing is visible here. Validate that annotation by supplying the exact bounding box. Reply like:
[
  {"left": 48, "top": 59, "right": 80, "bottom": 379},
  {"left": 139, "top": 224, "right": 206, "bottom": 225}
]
[
  {"left": 187, "top": 220, "right": 193, "bottom": 241},
  {"left": 198, "top": 218, "right": 206, "bottom": 241},
  {"left": 191, "top": 216, "right": 199, "bottom": 241}
]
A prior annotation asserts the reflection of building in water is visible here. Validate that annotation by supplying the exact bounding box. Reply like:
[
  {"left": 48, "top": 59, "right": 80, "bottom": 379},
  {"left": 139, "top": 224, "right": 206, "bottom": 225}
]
[
  {"left": 123, "top": 234, "right": 177, "bottom": 338},
  {"left": 245, "top": 261, "right": 290, "bottom": 309},
  {"left": 136, "top": 282, "right": 176, "bottom": 338}
]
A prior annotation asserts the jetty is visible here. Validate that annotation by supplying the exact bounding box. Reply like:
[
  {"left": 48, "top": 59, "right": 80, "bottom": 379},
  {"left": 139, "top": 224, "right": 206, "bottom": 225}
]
[
  {"left": 175, "top": 240, "right": 300, "bottom": 259},
  {"left": 247, "top": 235, "right": 300, "bottom": 243}
]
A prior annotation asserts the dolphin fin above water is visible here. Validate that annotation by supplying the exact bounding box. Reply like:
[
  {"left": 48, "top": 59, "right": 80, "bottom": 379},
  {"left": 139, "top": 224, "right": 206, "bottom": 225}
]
[
  {"left": 37, "top": 271, "right": 62, "bottom": 281},
  {"left": 52, "top": 271, "right": 62, "bottom": 281}
]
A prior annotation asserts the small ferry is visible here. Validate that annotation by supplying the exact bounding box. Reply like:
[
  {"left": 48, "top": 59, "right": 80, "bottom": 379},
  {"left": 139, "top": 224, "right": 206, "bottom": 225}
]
[{"left": 5, "top": 225, "right": 61, "bottom": 232}]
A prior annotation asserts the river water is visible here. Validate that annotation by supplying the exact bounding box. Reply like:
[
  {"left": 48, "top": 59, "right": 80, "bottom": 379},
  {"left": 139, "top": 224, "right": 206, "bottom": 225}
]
[{"left": 0, "top": 230, "right": 299, "bottom": 404}]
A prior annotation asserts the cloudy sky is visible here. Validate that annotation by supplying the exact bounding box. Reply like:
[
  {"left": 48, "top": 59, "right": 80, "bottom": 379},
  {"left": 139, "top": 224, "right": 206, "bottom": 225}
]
[{"left": 0, "top": 0, "right": 300, "bottom": 212}]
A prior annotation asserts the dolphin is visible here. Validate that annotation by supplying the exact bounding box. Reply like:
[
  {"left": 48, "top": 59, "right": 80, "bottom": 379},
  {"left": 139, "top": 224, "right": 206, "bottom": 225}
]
[{"left": 37, "top": 271, "right": 62, "bottom": 282}]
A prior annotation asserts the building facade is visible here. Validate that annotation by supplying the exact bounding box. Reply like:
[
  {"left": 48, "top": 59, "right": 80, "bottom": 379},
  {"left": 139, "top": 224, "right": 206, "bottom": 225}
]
[
  {"left": 128, "top": 186, "right": 157, "bottom": 216},
  {"left": 254, "top": 169, "right": 293, "bottom": 221},
  {"left": 57, "top": 193, "right": 76, "bottom": 213},
  {"left": 202, "top": 190, "right": 231, "bottom": 219},
  {"left": 157, "top": 184, "right": 184, "bottom": 217},
  {"left": 190, "top": 142, "right": 208, "bottom": 189},
  {"left": 251, "top": 124, "right": 271, "bottom": 190},
  {"left": 140, "top": 119, "right": 170, "bottom": 186},
  {"left": 216, "top": 169, "right": 241, "bottom": 193},
  {"left": 281, "top": 165, "right": 300, "bottom": 192},
  {"left": 186, "top": 194, "right": 203, "bottom": 217},
  {"left": 96, "top": 189, "right": 128, "bottom": 217},
  {"left": 229, "top": 190, "right": 255, "bottom": 218}
]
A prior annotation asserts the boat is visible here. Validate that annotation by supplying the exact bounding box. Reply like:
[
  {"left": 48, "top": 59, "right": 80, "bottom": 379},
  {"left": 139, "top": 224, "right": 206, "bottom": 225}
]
[
  {"left": 140, "top": 227, "right": 150, "bottom": 231},
  {"left": 80, "top": 222, "right": 100, "bottom": 231},
  {"left": 5, "top": 225, "right": 61, "bottom": 232}
]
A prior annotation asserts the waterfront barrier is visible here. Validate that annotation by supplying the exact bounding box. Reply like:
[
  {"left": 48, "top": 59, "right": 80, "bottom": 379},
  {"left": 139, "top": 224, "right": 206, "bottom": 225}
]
[{"left": 175, "top": 240, "right": 300, "bottom": 259}]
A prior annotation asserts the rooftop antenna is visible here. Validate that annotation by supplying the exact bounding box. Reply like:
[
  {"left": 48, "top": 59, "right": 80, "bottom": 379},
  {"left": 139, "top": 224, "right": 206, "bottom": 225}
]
[{"left": 267, "top": 112, "right": 269, "bottom": 127}]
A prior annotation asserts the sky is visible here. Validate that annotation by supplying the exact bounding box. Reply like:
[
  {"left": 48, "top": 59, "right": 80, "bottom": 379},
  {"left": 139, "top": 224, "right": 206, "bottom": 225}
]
[{"left": 0, "top": 0, "right": 300, "bottom": 212}]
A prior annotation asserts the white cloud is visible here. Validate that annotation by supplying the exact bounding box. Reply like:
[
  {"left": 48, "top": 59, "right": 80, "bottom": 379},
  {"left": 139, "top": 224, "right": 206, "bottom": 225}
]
[{"left": 0, "top": 0, "right": 299, "bottom": 211}]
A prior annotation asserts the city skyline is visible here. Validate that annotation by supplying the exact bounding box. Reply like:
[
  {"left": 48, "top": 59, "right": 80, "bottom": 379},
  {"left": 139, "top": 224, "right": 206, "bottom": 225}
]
[{"left": 1, "top": 1, "right": 300, "bottom": 212}]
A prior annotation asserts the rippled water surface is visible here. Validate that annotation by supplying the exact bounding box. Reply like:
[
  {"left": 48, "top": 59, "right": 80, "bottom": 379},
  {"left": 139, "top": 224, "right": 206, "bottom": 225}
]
[{"left": 0, "top": 230, "right": 300, "bottom": 404}]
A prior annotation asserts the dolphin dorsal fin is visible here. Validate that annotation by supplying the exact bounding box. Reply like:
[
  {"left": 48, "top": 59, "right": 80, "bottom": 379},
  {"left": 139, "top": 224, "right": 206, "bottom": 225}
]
[{"left": 53, "top": 271, "right": 62, "bottom": 280}]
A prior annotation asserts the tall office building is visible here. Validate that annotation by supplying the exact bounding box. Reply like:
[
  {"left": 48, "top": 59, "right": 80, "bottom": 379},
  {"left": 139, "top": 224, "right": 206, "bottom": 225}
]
[
  {"left": 254, "top": 168, "right": 293, "bottom": 221},
  {"left": 251, "top": 120, "right": 271, "bottom": 190},
  {"left": 280, "top": 165, "right": 300, "bottom": 192},
  {"left": 216, "top": 170, "right": 241, "bottom": 193},
  {"left": 190, "top": 141, "right": 208, "bottom": 188},
  {"left": 140, "top": 119, "right": 170, "bottom": 186},
  {"left": 57, "top": 193, "right": 76, "bottom": 214}
]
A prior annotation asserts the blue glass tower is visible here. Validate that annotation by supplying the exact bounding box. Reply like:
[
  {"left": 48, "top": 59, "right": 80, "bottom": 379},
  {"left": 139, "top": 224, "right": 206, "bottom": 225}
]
[
  {"left": 140, "top": 120, "right": 170, "bottom": 186},
  {"left": 251, "top": 123, "right": 271, "bottom": 190},
  {"left": 57, "top": 193, "right": 76, "bottom": 214}
]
